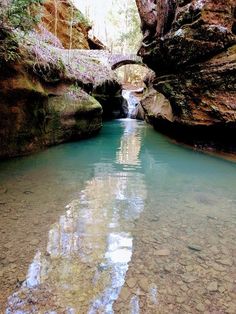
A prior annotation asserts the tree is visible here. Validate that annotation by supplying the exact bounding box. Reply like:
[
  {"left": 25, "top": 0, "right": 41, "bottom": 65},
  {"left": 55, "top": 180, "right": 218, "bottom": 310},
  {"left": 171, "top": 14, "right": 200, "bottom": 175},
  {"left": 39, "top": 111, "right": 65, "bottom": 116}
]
[
  {"left": 0, "top": 0, "right": 44, "bottom": 31},
  {"left": 107, "top": 0, "right": 142, "bottom": 53}
]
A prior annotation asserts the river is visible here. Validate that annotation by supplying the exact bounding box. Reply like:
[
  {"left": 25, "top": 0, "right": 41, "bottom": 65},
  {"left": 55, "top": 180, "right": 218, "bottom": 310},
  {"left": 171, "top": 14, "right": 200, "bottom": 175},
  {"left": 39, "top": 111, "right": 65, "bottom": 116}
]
[{"left": 0, "top": 119, "right": 236, "bottom": 313}]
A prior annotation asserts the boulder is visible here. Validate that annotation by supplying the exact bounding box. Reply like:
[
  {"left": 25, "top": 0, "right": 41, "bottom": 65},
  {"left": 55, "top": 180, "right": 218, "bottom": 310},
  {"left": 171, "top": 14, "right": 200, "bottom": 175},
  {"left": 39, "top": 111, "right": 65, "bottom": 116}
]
[
  {"left": 141, "top": 87, "right": 174, "bottom": 123},
  {"left": 0, "top": 63, "right": 102, "bottom": 158}
]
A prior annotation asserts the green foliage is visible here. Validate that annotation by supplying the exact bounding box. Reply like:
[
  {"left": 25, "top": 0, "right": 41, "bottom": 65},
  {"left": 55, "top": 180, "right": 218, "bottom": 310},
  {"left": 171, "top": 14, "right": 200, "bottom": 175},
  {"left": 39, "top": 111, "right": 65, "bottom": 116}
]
[
  {"left": 74, "top": 10, "right": 91, "bottom": 29},
  {"left": 0, "top": 0, "right": 44, "bottom": 64},
  {"left": 0, "top": 28, "right": 20, "bottom": 64},
  {"left": 107, "top": 0, "right": 142, "bottom": 53},
  {"left": 1, "top": 0, "right": 44, "bottom": 31},
  {"left": 57, "top": 57, "right": 66, "bottom": 72}
]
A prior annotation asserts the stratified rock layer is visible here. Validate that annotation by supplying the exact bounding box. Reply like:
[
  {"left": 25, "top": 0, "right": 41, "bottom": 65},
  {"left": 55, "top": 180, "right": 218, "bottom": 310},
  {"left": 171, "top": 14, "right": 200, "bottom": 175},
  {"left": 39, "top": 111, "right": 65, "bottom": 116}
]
[
  {"left": 0, "top": 2, "right": 125, "bottom": 159},
  {"left": 136, "top": 0, "right": 236, "bottom": 152},
  {"left": 0, "top": 60, "right": 102, "bottom": 158},
  {"left": 41, "top": 0, "right": 90, "bottom": 49}
]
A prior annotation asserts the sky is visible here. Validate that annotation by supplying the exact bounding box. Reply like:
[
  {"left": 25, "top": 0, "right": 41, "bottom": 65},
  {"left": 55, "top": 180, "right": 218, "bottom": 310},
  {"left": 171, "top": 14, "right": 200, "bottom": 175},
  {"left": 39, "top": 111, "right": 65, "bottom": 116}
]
[{"left": 72, "top": 0, "right": 114, "bottom": 43}]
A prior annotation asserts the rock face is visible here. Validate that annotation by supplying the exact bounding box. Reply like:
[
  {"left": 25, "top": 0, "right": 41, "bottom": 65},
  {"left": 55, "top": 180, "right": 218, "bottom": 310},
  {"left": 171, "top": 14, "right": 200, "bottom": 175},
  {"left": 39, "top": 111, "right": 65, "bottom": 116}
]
[
  {"left": 0, "top": 3, "right": 126, "bottom": 159},
  {"left": 136, "top": 0, "right": 236, "bottom": 152},
  {"left": 41, "top": 0, "right": 90, "bottom": 49},
  {"left": 0, "top": 57, "right": 102, "bottom": 158},
  {"left": 40, "top": 0, "right": 106, "bottom": 50}
]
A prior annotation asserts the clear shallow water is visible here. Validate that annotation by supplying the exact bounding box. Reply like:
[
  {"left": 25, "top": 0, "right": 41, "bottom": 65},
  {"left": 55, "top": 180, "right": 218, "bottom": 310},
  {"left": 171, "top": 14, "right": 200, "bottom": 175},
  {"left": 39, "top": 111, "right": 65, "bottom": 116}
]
[{"left": 0, "top": 119, "right": 236, "bottom": 313}]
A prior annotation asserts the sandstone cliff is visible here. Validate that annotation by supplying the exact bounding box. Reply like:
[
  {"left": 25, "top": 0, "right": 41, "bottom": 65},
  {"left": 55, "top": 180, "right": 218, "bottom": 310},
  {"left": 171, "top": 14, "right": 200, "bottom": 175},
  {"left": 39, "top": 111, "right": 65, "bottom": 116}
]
[
  {"left": 40, "top": 0, "right": 105, "bottom": 50},
  {"left": 136, "top": 0, "right": 236, "bottom": 152},
  {"left": 0, "top": 2, "right": 125, "bottom": 159},
  {"left": 40, "top": 0, "right": 90, "bottom": 49}
]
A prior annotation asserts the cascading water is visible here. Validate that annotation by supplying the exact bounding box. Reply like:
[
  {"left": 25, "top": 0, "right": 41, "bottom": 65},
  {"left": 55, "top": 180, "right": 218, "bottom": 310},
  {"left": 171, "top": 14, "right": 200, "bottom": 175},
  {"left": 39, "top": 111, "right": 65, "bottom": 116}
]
[{"left": 122, "top": 90, "right": 140, "bottom": 118}]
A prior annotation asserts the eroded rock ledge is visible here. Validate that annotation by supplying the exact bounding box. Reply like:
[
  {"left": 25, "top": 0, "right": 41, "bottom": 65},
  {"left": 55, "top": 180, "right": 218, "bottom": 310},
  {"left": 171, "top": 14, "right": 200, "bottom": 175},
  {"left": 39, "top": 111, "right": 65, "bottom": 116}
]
[
  {"left": 0, "top": 2, "right": 126, "bottom": 159},
  {"left": 136, "top": 0, "right": 236, "bottom": 152}
]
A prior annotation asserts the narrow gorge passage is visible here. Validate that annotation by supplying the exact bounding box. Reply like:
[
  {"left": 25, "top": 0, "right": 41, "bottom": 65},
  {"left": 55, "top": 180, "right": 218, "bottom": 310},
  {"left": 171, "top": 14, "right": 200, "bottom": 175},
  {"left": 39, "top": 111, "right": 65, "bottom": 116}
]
[
  {"left": 1, "top": 118, "right": 235, "bottom": 313},
  {"left": 0, "top": 0, "right": 236, "bottom": 313}
]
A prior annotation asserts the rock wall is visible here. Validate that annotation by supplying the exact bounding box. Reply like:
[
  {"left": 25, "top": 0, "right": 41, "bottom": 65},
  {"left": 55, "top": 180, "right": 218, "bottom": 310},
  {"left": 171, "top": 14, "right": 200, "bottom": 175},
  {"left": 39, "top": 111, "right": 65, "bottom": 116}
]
[
  {"left": 136, "top": 0, "right": 236, "bottom": 152},
  {"left": 0, "top": 2, "right": 125, "bottom": 159},
  {"left": 0, "top": 59, "right": 102, "bottom": 159},
  {"left": 40, "top": 0, "right": 105, "bottom": 50},
  {"left": 41, "top": 0, "right": 90, "bottom": 49}
]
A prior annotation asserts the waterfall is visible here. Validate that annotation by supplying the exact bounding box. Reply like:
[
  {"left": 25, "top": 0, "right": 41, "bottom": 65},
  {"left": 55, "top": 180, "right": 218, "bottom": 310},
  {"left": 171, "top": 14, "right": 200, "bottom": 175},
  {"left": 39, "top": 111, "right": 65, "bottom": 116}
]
[{"left": 122, "top": 90, "right": 140, "bottom": 118}]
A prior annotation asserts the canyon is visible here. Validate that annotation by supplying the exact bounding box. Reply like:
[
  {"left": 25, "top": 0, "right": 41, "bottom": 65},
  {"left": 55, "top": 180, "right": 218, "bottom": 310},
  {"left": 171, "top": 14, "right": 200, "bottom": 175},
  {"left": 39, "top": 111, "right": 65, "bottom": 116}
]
[
  {"left": 0, "top": 1, "right": 236, "bottom": 313},
  {"left": 0, "top": 0, "right": 127, "bottom": 159}
]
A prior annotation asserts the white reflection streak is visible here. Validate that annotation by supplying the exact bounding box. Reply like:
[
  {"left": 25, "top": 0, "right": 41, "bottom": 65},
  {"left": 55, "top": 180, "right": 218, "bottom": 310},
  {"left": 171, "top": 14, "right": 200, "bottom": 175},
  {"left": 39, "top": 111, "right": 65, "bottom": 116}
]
[
  {"left": 6, "top": 120, "right": 146, "bottom": 314},
  {"left": 116, "top": 120, "right": 141, "bottom": 166},
  {"left": 24, "top": 251, "right": 42, "bottom": 288},
  {"left": 89, "top": 233, "right": 133, "bottom": 314},
  {"left": 130, "top": 295, "right": 140, "bottom": 314}
]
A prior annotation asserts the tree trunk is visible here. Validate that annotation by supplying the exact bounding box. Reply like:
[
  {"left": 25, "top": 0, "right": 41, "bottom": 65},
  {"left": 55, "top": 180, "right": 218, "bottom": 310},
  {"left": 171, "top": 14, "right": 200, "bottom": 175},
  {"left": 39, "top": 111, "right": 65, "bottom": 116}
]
[
  {"left": 54, "top": 0, "right": 58, "bottom": 38},
  {"left": 68, "top": 3, "right": 74, "bottom": 64}
]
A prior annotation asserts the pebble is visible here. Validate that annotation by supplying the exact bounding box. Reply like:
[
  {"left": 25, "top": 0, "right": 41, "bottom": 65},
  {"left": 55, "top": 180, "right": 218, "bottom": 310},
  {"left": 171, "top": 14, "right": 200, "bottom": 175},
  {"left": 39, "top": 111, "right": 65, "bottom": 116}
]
[
  {"left": 17, "top": 274, "right": 25, "bottom": 283},
  {"left": 176, "top": 296, "right": 186, "bottom": 304},
  {"left": 207, "top": 281, "right": 218, "bottom": 292},
  {"left": 0, "top": 253, "right": 6, "bottom": 261},
  {"left": 180, "top": 285, "right": 188, "bottom": 292},
  {"left": 207, "top": 215, "right": 217, "bottom": 220},
  {"left": 186, "top": 265, "right": 194, "bottom": 272},
  {"left": 33, "top": 219, "right": 40, "bottom": 226},
  {"left": 164, "top": 265, "right": 172, "bottom": 273},
  {"left": 156, "top": 249, "right": 170, "bottom": 256},
  {"left": 8, "top": 257, "right": 17, "bottom": 263},
  {"left": 126, "top": 277, "right": 137, "bottom": 289},
  {"left": 210, "top": 246, "right": 219, "bottom": 254},
  {"left": 4, "top": 243, "right": 13, "bottom": 250},
  {"left": 188, "top": 244, "right": 202, "bottom": 252},
  {"left": 23, "top": 190, "right": 33, "bottom": 195},
  {"left": 149, "top": 216, "right": 159, "bottom": 222},
  {"left": 196, "top": 303, "right": 205, "bottom": 312},
  {"left": 6, "top": 263, "right": 17, "bottom": 271},
  {"left": 0, "top": 186, "right": 7, "bottom": 194},
  {"left": 119, "top": 287, "right": 131, "bottom": 302},
  {"left": 211, "top": 262, "right": 225, "bottom": 272},
  {"left": 182, "top": 305, "right": 192, "bottom": 312},
  {"left": 11, "top": 216, "right": 19, "bottom": 221},
  {"left": 30, "top": 239, "right": 40, "bottom": 246},
  {"left": 182, "top": 274, "right": 196, "bottom": 283},
  {"left": 138, "top": 277, "right": 149, "bottom": 292},
  {"left": 218, "top": 286, "right": 225, "bottom": 293},
  {"left": 217, "top": 258, "right": 233, "bottom": 266}
]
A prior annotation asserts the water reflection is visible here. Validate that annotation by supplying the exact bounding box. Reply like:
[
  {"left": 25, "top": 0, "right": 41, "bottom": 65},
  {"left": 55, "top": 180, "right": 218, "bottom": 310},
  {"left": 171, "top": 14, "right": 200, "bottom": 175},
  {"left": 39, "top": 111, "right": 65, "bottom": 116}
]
[
  {"left": 6, "top": 120, "right": 146, "bottom": 313},
  {"left": 116, "top": 119, "right": 141, "bottom": 166},
  {"left": 4, "top": 119, "right": 236, "bottom": 313}
]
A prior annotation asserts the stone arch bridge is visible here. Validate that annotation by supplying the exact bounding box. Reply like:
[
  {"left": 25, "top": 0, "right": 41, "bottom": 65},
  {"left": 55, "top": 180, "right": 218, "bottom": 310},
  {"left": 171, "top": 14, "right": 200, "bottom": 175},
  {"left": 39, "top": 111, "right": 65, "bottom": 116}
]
[
  {"left": 108, "top": 53, "right": 144, "bottom": 70},
  {"left": 75, "top": 50, "right": 145, "bottom": 71}
]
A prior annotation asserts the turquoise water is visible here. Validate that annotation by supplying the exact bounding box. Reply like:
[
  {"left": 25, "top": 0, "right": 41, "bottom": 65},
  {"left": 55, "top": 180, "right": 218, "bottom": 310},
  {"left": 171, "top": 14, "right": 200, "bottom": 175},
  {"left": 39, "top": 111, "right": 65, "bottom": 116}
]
[{"left": 0, "top": 119, "right": 236, "bottom": 313}]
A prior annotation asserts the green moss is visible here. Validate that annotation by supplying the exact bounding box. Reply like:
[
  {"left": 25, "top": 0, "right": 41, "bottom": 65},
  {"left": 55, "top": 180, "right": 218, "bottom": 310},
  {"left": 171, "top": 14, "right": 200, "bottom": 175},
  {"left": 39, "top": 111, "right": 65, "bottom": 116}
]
[
  {"left": 74, "top": 10, "right": 91, "bottom": 29},
  {"left": 162, "top": 83, "right": 173, "bottom": 94}
]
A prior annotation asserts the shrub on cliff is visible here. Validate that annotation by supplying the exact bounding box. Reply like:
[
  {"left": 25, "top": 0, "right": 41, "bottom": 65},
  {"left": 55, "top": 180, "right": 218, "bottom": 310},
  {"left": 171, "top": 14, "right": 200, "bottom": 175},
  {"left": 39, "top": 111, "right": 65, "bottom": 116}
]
[{"left": 0, "top": 0, "right": 43, "bottom": 64}]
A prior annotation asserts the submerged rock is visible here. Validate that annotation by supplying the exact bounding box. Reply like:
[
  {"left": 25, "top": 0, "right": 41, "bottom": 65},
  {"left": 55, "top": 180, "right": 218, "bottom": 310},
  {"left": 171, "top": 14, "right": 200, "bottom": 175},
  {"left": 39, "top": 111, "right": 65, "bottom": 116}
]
[
  {"left": 136, "top": 0, "right": 236, "bottom": 153},
  {"left": 156, "top": 249, "right": 170, "bottom": 256},
  {"left": 187, "top": 244, "right": 202, "bottom": 252},
  {"left": 207, "top": 281, "right": 218, "bottom": 292}
]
